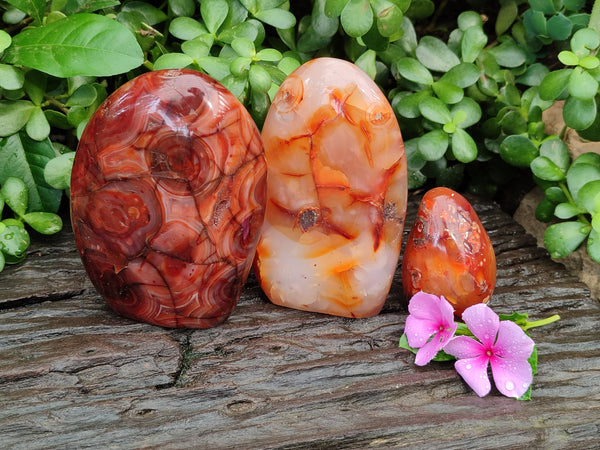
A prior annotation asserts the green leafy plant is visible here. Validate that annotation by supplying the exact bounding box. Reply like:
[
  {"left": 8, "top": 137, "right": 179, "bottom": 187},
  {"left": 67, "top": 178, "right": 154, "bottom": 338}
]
[{"left": 2, "top": 0, "right": 600, "bottom": 269}]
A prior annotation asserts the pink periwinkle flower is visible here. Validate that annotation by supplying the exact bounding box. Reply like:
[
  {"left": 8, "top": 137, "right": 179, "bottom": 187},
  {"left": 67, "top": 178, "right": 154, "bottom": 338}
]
[
  {"left": 404, "top": 291, "right": 458, "bottom": 366},
  {"left": 444, "top": 303, "right": 535, "bottom": 398}
]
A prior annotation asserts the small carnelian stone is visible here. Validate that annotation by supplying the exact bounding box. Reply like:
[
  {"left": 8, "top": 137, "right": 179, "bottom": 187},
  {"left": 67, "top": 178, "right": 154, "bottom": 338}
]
[{"left": 401, "top": 187, "right": 496, "bottom": 317}]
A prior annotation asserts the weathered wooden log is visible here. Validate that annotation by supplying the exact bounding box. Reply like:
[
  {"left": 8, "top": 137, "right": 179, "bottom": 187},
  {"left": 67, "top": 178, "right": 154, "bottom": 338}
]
[{"left": 1, "top": 194, "right": 598, "bottom": 449}]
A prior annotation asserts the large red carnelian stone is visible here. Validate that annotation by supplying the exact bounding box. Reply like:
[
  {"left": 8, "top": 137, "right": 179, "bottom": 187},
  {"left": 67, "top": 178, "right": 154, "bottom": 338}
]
[
  {"left": 71, "top": 69, "right": 266, "bottom": 328},
  {"left": 401, "top": 187, "right": 496, "bottom": 317}
]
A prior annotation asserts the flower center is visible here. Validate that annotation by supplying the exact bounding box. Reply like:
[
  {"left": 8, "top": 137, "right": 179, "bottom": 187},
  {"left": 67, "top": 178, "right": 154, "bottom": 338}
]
[{"left": 486, "top": 349, "right": 493, "bottom": 357}]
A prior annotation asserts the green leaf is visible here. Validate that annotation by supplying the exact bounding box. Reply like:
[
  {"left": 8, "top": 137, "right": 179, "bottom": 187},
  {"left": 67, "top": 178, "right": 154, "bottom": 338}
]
[
  {"left": 451, "top": 97, "right": 481, "bottom": 128},
  {"left": 567, "top": 162, "right": 600, "bottom": 203},
  {"left": 5, "top": 0, "right": 45, "bottom": 25},
  {"left": 576, "top": 180, "right": 600, "bottom": 213},
  {"left": 0, "top": 177, "right": 28, "bottom": 217},
  {"left": 554, "top": 202, "right": 582, "bottom": 219},
  {"left": 536, "top": 196, "right": 558, "bottom": 222},
  {"left": 120, "top": 1, "right": 167, "bottom": 25},
  {"left": 439, "top": 63, "right": 480, "bottom": 88},
  {"left": 496, "top": 0, "right": 518, "bottom": 36},
  {"left": 324, "top": 0, "right": 348, "bottom": 17},
  {"left": 539, "top": 68, "right": 571, "bottom": 100},
  {"left": 197, "top": 56, "right": 231, "bottom": 81},
  {"left": 457, "top": 11, "right": 482, "bottom": 31},
  {"left": 544, "top": 221, "right": 591, "bottom": 259},
  {"left": 545, "top": 186, "right": 567, "bottom": 203},
  {"left": 373, "top": 0, "right": 403, "bottom": 39},
  {"left": 500, "top": 135, "right": 538, "bottom": 167},
  {"left": 451, "top": 128, "right": 477, "bottom": 163},
  {"left": 0, "top": 101, "right": 35, "bottom": 137},
  {"left": 0, "top": 224, "right": 30, "bottom": 258},
  {"left": 0, "top": 251, "right": 4, "bottom": 272},
  {"left": 254, "top": 8, "right": 296, "bottom": 29},
  {"left": 312, "top": 0, "right": 339, "bottom": 37},
  {"left": 563, "top": 96, "right": 596, "bottom": 130},
  {"left": 568, "top": 67, "right": 599, "bottom": 100},
  {"left": 248, "top": 64, "right": 272, "bottom": 93},
  {"left": 153, "top": 53, "right": 194, "bottom": 70},
  {"left": 201, "top": 0, "right": 229, "bottom": 34},
  {"left": 0, "top": 133, "right": 61, "bottom": 213},
  {"left": 22, "top": 212, "right": 63, "bottom": 235},
  {"left": 539, "top": 137, "right": 571, "bottom": 173},
  {"left": 355, "top": 49, "right": 377, "bottom": 80},
  {"left": 579, "top": 56, "right": 600, "bottom": 70},
  {"left": 25, "top": 107, "right": 50, "bottom": 141},
  {"left": 418, "top": 129, "right": 449, "bottom": 161},
  {"left": 394, "top": 91, "right": 428, "bottom": 119},
  {"left": 558, "top": 50, "right": 579, "bottom": 66},
  {"left": 529, "top": 0, "right": 557, "bottom": 14},
  {"left": 0, "top": 64, "right": 24, "bottom": 91},
  {"left": 278, "top": 56, "right": 301, "bottom": 75},
  {"left": 44, "top": 152, "right": 75, "bottom": 191},
  {"left": 587, "top": 229, "right": 600, "bottom": 262},
  {"left": 0, "top": 30, "right": 11, "bottom": 52},
  {"left": 547, "top": 13, "right": 573, "bottom": 42},
  {"left": 570, "top": 28, "right": 600, "bottom": 57},
  {"left": 232, "top": 37, "right": 255, "bottom": 57},
  {"left": 419, "top": 96, "right": 451, "bottom": 124},
  {"left": 416, "top": 36, "right": 460, "bottom": 72},
  {"left": 66, "top": 0, "right": 120, "bottom": 14},
  {"left": 4, "top": 14, "right": 143, "bottom": 78},
  {"left": 432, "top": 80, "right": 463, "bottom": 104},
  {"left": 499, "top": 109, "right": 528, "bottom": 135},
  {"left": 255, "top": 48, "right": 283, "bottom": 62},
  {"left": 66, "top": 84, "right": 98, "bottom": 107},
  {"left": 340, "top": 0, "right": 372, "bottom": 37},
  {"left": 461, "top": 26, "right": 487, "bottom": 63},
  {"left": 170, "top": 17, "right": 207, "bottom": 40},
  {"left": 396, "top": 57, "right": 433, "bottom": 85},
  {"left": 488, "top": 39, "right": 527, "bottom": 68},
  {"left": 572, "top": 152, "right": 600, "bottom": 167},
  {"left": 169, "top": 0, "right": 196, "bottom": 17},
  {"left": 398, "top": 333, "right": 456, "bottom": 362},
  {"left": 515, "top": 62, "right": 549, "bottom": 87}
]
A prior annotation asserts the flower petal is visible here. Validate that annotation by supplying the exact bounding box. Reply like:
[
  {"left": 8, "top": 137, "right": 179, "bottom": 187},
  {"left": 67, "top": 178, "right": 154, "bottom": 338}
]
[
  {"left": 493, "top": 320, "right": 535, "bottom": 360},
  {"left": 444, "top": 335, "right": 485, "bottom": 359},
  {"left": 461, "top": 303, "right": 499, "bottom": 347},
  {"left": 455, "top": 356, "right": 492, "bottom": 397},
  {"left": 490, "top": 354, "right": 533, "bottom": 398},
  {"left": 408, "top": 291, "right": 455, "bottom": 322},
  {"left": 415, "top": 333, "right": 445, "bottom": 366},
  {"left": 405, "top": 314, "right": 438, "bottom": 348}
]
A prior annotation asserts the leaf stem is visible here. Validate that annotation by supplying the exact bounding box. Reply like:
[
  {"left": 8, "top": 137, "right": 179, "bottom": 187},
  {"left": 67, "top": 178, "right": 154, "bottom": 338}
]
[
  {"left": 523, "top": 314, "right": 561, "bottom": 331},
  {"left": 559, "top": 181, "right": 592, "bottom": 225}
]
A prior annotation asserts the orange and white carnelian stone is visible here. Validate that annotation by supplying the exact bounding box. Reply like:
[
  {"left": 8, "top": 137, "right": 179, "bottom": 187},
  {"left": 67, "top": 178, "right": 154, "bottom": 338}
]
[{"left": 254, "top": 57, "right": 407, "bottom": 318}]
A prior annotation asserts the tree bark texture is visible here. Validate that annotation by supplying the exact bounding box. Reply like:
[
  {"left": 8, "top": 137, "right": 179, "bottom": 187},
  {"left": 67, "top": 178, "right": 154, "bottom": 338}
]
[{"left": 1, "top": 193, "right": 598, "bottom": 449}]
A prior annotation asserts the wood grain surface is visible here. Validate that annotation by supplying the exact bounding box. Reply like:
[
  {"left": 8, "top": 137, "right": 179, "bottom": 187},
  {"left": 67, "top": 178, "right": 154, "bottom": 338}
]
[{"left": 1, "top": 193, "right": 598, "bottom": 449}]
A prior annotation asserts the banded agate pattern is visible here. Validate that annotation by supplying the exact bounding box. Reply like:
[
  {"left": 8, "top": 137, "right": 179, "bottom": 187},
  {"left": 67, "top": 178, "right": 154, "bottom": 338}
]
[
  {"left": 71, "top": 69, "right": 266, "bottom": 328},
  {"left": 254, "top": 58, "right": 408, "bottom": 318}
]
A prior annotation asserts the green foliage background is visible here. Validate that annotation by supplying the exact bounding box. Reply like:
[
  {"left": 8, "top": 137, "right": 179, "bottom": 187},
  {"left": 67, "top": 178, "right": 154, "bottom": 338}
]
[{"left": 1, "top": 0, "right": 600, "bottom": 270}]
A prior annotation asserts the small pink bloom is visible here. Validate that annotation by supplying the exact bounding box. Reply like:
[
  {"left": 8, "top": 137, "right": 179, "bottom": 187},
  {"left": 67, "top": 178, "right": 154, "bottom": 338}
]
[
  {"left": 404, "top": 292, "right": 458, "bottom": 366},
  {"left": 444, "top": 303, "right": 535, "bottom": 398}
]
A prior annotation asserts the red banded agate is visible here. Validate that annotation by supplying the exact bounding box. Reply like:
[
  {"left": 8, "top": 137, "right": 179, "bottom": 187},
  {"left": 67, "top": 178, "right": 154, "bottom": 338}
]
[{"left": 71, "top": 69, "right": 266, "bottom": 328}]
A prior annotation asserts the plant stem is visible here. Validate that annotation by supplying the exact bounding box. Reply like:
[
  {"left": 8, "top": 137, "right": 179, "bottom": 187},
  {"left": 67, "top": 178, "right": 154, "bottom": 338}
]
[
  {"left": 559, "top": 181, "right": 592, "bottom": 226},
  {"left": 523, "top": 314, "right": 561, "bottom": 331}
]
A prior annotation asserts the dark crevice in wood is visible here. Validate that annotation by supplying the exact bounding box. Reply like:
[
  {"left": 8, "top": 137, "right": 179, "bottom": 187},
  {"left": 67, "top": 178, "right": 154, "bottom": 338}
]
[{"left": 0, "top": 289, "right": 86, "bottom": 311}]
